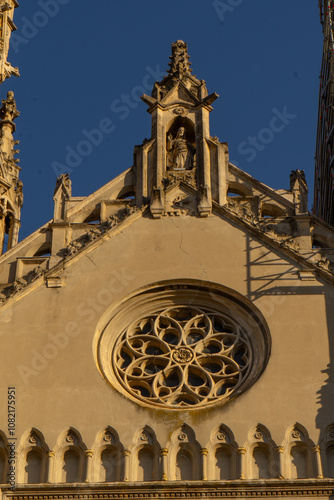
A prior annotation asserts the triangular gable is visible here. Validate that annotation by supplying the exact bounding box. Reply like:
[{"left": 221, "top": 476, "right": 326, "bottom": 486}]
[{"left": 161, "top": 81, "right": 199, "bottom": 107}]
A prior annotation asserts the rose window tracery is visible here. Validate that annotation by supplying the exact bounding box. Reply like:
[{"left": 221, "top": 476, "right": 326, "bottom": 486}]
[{"left": 113, "top": 306, "right": 252, "bottom": 408}]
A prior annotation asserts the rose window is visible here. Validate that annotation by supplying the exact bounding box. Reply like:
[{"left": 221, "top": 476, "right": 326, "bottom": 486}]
[
  {"left": 96, "top": 282, "right": 271, "bottom": 410},
  {"left": 113, "top": 306, "right": 252, "bottom": 408}
]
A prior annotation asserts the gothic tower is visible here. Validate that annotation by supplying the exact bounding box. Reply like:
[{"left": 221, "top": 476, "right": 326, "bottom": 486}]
[
  {"left": 0, "top": 0, "right": 21, "bottom": 254},
  {"left": 314, "top": 1, "right": 334, "bottom": 224},
  {"left": 136, "top": 40, "right": 226, "bottom": 218}
]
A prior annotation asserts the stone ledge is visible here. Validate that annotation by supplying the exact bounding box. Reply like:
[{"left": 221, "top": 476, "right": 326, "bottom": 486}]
[{"left": 3, "top": 479, "right": 334, "bottom": 499}]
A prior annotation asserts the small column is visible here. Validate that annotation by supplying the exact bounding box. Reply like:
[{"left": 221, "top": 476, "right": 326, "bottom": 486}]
[
  {"left": 313, "top": 445, "right": 323, "bottom": 479},
  {"left": 85, "top": 450, "right": 94, "bottom": 482},
  {"left": 122, "top": 450, "right": 131, "bottom": 481},
  {"left": 0, "top": 214, "right": 5, "bottom": 254},
  {"left": 200, "top": 448, "right": 208, "bottom": 480},
  {"left": 276, "top": 446, "right": 285, "bottom": 479},
  {"left": 47, "top": 451, "right": 55, "bottom": 483},
  {"left": 195, "top": 107, "right": 211, "bottom": 189},
  {"left": 50, "top": 223, "right": 71, "bottom": 268},
  {"left": 8, "top": 218, "right": 20, "bottom": 249},
  {"left": 160, "top": 448, "right": 168, "bottom": 481},
  {"left": 217, "top": 142, "right": 228, "bottom": 206},
  {"left": 237, "top": 447, "right": 246, "bottom": 479}
]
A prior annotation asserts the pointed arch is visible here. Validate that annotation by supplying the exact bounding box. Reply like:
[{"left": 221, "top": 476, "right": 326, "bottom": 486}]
[
  {"left": 244, "top": 424, "right": 277, "bottom": 479},
  {"left": 0, "top": 431, "right": 9, "bottom": 484},
  {"left": 320, "top": 423, "right": 334, "bottom": 477},
  {"left": 282, "top": 424, "right": 315, "bottom": 479},
  {"left": 17, "top": 428, "right": 49, "bottom": 484},
  {"left": 227, "top": 182, "right": 253, "bottom": 197},
  {"left": 53, "top": 428, "right": 86, "bottom": 483},
  {"left": 166, "top": 116, "right": 196, "bottom": 144},
  {"left": 130, "top": 426, "right": 161, "bottom": 481},
  {"left": 261, "top": 203, "right": 287, "bottom": 218},
  {"left": 207, "top": 425, "right": 238, "bottom": 480},
  {"left": 91, "top": 427, "right": 124, "bottom": 482},
  {"left": 168, "top": 424, "right": 201, "bottom": 481}
]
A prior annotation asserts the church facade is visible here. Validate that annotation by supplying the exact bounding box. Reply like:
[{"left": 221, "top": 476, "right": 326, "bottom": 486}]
[{"left": 1, "top": 27, "right": 334, "bottom": 500}]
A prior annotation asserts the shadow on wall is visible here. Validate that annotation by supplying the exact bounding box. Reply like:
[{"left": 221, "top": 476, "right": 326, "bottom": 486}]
[
  {"left": 316, "top": 289, "right": 334, "bottom": 477},
  {"left": 243, "top": 231, "right": 334, "bottom": 477}
]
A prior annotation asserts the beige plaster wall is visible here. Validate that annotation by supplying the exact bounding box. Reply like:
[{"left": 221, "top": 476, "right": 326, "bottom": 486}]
[{"left": 0, "top": 214, "right": 332, "bottom": 450}]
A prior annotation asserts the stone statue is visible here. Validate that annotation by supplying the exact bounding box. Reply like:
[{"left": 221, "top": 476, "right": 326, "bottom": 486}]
[
  {"left": 15, "top": 179, "right": 23, "bottom": 206},
  {"left": 167, "top": 127, "right": 195, "bottom": 170},
  {"left": 0, "top": 91, "right": 20, "bottom": 122}
]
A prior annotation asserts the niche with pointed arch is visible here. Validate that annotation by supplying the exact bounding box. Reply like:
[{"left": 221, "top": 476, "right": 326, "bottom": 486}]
[{"left": 95, "top": 281, "right": 271, "bottom": 410}]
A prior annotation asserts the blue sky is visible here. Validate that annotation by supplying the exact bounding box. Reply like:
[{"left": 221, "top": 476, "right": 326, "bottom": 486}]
[{"left": 3, "top": 0, "right": 323, "bottom": 240}]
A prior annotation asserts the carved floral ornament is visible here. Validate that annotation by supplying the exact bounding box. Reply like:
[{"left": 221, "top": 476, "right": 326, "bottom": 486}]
[{"left": 96, "top": 282, "right": 271, "bottom": 410}]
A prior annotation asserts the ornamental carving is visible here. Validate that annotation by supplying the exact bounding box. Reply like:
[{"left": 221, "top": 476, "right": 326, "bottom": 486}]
[
  {"left": 292, "top": 430, "right": 301, "bottom": 439},
  {"left": 113, "top": 306, "right": 252, "bottom": 408},
  {"left": 178, "top": 433, "right": 187, "bottom": 441},
  {"left": 0, "top": 91, "right": 20, "bottom": 122},
  {"left": 173, "top": 106, "right": 189, "bottom": 116},
  {"left": 66, "top": 433, "right": 75, "bottom": 443},
  {"left": 103, "top": 431, "right": 114, "bottom": 443}
]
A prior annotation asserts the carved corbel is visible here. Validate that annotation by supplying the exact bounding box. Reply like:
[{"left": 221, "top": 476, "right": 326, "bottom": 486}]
[
  {"left": 198, "top": 184, "right": 212, "bottom": 217},
  {"left": 150, "top": 186, "right": 164, "bottom": 219}
]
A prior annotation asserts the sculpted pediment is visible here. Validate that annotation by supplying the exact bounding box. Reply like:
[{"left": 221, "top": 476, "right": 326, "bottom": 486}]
[
  {"left": 164, "top": 184, "right": 198, "bottom": 216},
  {"left": 161, "top": 81, "right": 199, "bottom": 107}
]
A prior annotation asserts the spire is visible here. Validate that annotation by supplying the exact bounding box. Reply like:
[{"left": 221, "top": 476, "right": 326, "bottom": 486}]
[
  {"left": 0, "top": 2, "right": 21, "bottom": 254},
  {"left": 0, "top": 0, "right": 19, "bottom": 84},
  {"left": 0, "top": 90, "right": 20, "bottom": 169},
  {"left": 0, "top": 90, "right": 22, "bottom": 254},
  {"left": 167, "top": 40, "right": 193, "bottom": 80},
  {"left": 146, "top": 40, "right": 208, "bottom": 104}
]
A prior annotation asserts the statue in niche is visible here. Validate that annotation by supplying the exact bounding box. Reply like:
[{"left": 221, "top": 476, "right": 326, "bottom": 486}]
[{"left": 167, "top": 127, "right": 195, "bottom": 170}]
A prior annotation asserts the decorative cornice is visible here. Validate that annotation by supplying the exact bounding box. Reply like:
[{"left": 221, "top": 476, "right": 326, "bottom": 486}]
[
  {"left": 3, "top": 480, "right": 334, "bottom": 499},
  {"left": 228, "top": 163, "right": 295, "bottom": 211},
  {"left": 0, "top": 204, "right": 143, "bottom": 307},
  {"left": 214, "top": 201, "right": 334, "bottom": 284},
  {"left": 2, "top": 174, "right": 334, "bottom": 309}
]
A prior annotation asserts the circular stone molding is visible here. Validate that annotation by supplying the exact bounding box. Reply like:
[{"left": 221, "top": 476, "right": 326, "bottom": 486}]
[{"left": 95, "top": 281, "right": 271, "bottom": 410}]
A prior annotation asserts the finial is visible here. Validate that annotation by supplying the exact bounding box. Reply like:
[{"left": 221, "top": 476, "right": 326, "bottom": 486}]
[
  {"left": 53, "top": 173, "right": 72, "bottom": 222},
  {"left": 290, "top": 169, "right": 308, "bottom": 215},
  {"left": 54, "top": 173, "right": 72, "bottom": 198},
  {"left": 167, "top": 40, "right": 193, "bottom": 79}
]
